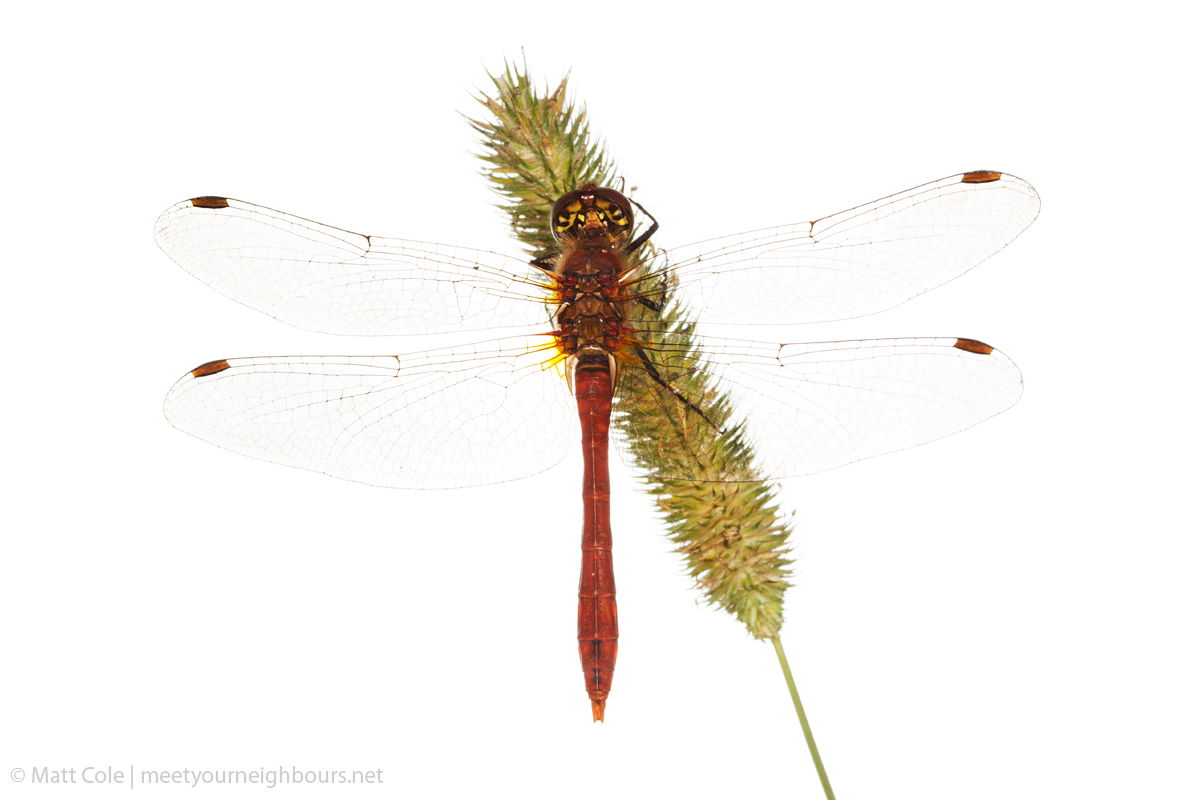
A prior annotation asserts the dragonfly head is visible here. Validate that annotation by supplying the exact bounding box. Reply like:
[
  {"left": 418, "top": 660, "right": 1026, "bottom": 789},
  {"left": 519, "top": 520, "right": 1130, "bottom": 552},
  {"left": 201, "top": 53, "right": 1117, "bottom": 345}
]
[{"left": 551, "top": 186, "right": 633, "bottom": 245}]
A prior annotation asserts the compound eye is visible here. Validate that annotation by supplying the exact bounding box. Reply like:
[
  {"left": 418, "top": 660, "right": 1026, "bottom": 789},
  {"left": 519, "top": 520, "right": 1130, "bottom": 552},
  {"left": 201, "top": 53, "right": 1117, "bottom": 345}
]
[
  {"left": 598, "top": 199, "right": 626, "bottom": 224},
  {"left": 554, "top": 199, "right": 585, "bottom": 239}
]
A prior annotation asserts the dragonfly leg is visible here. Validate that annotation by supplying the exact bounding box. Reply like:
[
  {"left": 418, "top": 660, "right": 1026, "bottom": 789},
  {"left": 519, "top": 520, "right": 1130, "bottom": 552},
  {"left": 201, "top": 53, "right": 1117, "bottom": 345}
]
[
  {"left": 623, "top": 197, "right": 659, "bottom": 254},
  {"left": 624, "top": 196, "right": 665, "bottom": 312},
  {"left": 631, "top": 344, "right": 722, "bottom": 433},
  {"left": 635, "top": 289, "right": 666, "bottom": 314}
]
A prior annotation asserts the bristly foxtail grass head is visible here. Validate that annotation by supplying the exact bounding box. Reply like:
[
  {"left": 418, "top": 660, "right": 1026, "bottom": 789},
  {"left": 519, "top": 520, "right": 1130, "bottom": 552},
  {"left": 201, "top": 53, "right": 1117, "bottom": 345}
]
[
  {"left": 465, "top": 57, "right": 620, "bottom": 265},
  {"left": 467, "top": 59, "right": 793, "bottom": 640}
]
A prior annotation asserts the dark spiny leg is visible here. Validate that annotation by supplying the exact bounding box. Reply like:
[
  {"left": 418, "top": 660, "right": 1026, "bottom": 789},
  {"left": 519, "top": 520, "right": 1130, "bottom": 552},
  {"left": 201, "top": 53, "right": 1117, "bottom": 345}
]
[
  {"left": 636, "top": 294, "right": 665, "bottom": 313},
  {"left": 635, "top": 273, "right": 669, "bottom": 313},
  {"left": 623, "top": 198, "right": 711, "bottom": 427},
  {"left": 622, "top": 197, "right": 665, "bottom": 311},
  {"left": 632, "top": 345, "right": 722, "bottom": 433},
  {"left": 624, "top": 198, "right": 659, "bottom": 255}
]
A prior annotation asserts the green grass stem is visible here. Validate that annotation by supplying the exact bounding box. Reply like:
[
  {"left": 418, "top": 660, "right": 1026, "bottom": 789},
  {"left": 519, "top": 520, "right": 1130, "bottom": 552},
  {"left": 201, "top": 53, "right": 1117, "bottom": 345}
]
[{"left": 773, "top": 636, "right": 836, "bottom": 799}]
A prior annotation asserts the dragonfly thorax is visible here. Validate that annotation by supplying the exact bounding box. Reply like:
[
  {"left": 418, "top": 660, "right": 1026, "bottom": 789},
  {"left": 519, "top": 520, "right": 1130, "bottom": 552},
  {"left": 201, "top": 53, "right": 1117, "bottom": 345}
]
[{"left": 553, "top": 245, "right": 628, "bottom": 387}]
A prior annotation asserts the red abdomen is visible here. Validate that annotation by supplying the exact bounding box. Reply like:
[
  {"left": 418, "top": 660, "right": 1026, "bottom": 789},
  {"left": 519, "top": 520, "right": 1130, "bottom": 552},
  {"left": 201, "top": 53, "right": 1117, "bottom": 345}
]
[{"left": 575, "top": 364, "right": 617, "bottom": 722}]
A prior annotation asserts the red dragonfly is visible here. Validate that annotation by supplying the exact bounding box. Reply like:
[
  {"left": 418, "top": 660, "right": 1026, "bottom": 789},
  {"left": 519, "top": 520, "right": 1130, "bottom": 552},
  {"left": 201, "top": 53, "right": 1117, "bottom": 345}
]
[{"left": 156, "top": 171, "right": 1039, "bottom": 721}]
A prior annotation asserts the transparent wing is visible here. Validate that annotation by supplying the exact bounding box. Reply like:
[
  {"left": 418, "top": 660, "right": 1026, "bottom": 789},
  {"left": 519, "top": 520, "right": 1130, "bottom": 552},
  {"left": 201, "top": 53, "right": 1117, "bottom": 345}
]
[
  {"left": 640, "top": 172, "right": 1039, "bottom": 325},
  {"left": 163, "top": 335, "right": 574, "bottom": 489},
  {"left": 155, "top": 197, "right": 554, "bottom": 335},
  {"left": 615, "top": 335, "right": 1022, "bottom": 480},
  {"left": 156, "top": 173, "right": 1038, "bottom": 337}
]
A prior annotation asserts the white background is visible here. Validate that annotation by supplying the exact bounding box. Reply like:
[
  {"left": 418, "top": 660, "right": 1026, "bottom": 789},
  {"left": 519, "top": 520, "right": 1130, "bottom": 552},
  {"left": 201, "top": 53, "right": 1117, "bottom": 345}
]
[{"left": 2, "top": 2, "right": 1195, "bottom": 798}]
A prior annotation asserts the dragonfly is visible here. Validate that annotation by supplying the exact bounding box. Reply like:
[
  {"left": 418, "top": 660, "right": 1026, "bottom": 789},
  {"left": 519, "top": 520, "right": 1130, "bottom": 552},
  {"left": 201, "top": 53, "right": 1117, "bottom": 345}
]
[{"left": 156, "top": 171, "right": 1039, "bottom": 721}]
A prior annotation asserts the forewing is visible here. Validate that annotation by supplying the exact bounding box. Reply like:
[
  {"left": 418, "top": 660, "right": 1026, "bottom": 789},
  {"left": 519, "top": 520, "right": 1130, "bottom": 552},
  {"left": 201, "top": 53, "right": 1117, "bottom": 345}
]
[
  {"left": 645, "top": 172, "right": 1039, "bottom": 325},
  {"left": 155, "top": 197, "right": 553, "bottom": 335},
  {"left": 614, "top": 335, "right": 1022, "bottom": 480},
  {"left": 164, "top": 336, "right": 574, "bottom": 489}
]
